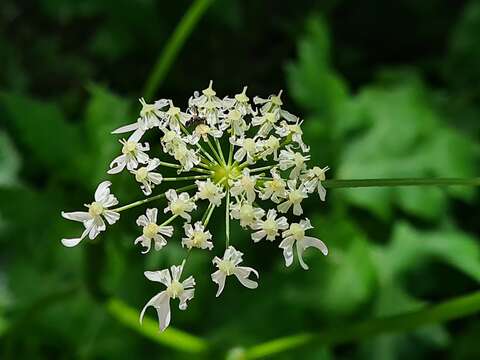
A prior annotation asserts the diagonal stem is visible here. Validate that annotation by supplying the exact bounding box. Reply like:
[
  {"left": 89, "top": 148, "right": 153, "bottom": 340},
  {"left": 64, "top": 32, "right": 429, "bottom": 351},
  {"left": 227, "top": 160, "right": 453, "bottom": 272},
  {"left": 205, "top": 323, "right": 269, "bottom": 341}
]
[
  {"left": 242, "top": 290, "right": 480, "bottom": 359},
  {"left": 142, "top": 0, "right": 214, "bottom": 99},
  {"left": 112, "top": 184, "right": 197, "bottom": 212}
]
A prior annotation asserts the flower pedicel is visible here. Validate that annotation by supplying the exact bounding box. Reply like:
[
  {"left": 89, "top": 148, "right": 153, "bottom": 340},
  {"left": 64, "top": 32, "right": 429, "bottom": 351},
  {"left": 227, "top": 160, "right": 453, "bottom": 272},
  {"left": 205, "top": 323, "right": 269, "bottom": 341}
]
[{"left": 61, "top": 81, "right": 329, "bottom": 330}]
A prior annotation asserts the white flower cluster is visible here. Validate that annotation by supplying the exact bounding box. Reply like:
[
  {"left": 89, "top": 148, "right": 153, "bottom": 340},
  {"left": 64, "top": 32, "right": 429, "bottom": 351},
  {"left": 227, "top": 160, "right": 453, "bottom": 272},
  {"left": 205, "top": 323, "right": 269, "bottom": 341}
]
[{"left": 61, "top": 82, "right": 329, "bottom": 331}]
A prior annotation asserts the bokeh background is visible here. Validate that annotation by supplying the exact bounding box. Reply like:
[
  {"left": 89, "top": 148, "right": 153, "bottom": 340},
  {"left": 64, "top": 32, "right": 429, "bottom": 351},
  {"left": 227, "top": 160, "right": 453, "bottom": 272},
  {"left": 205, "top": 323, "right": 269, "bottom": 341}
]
[{"left": 1, "top": 0, "right": 480, "bottom": 359}]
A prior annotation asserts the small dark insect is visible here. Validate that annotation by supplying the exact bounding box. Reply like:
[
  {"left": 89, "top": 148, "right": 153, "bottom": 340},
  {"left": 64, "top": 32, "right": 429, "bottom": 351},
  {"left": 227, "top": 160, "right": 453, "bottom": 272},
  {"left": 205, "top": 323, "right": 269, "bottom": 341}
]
[{"left": 186, "top": 105, "right": 207, "bottom": 127}]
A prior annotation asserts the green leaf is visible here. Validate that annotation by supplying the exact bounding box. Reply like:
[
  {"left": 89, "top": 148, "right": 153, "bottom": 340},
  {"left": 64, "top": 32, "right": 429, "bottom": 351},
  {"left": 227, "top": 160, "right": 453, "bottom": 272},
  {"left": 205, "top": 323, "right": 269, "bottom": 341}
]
[
  {"left": 0, "top": 92, "right": 85, "bottom": 178},
  {"left": 286, "top": 16, "right": 348, "bottom": 117},
  {"left": 336, "top": 77, "right": 478, "bottom": 219},
  {"left": 377, "top": 221, "right": 480, "bottom": 282},
  {"left": 0, "top": 131, "right": 20, "bottom": 187}
]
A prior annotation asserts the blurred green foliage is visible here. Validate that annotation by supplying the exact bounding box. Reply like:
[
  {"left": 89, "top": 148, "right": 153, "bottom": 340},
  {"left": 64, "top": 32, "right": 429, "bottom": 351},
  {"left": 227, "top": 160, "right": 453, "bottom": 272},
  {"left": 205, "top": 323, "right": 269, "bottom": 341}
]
[{"left": 0, "top": 0, "right": 479, "bottom": 359}]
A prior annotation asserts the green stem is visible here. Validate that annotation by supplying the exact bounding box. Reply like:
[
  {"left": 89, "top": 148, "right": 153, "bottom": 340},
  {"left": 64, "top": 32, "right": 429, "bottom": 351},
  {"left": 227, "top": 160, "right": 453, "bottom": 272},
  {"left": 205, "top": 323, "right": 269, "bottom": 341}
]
[
  {"left": 112, "top": 184, "right": 197, "bottom": 212},
  {"left": 249, "top": 165, "right": 276, "bottom": 174},
  {"left": 162, "top": 175, "right": 209, "bottom": 182},
  {"left": 106, "top": 298, "right": 208, "bottom": 354},
  {"left": 161, "top": 214, "right": 178, "bottom": 226},
  {"left": 203, "top": 202, "right": 216, "bottom": 227},
  {"left": 228, "top": 142, "right": 234, "bottom": 166},
  {"left": 323, "top": 178, "right": 480, "bottom": 189},
  {"left": 225, "top": 190, "right": 230, "bottom": 247},
  {"left": 214, "top": 138, "right": 226, "bottom": 165},
  {"left": 243, "top": 290, "right": 480, "bottom": 359},
  {"left": 206, "top": 137, "right": 223, "bottom": 164},
  {"left": 142, "top": 0, "right": 214, "bottom": 99},
  {"left": 158, "top": 160, "right": 211, "bottom": 174}
]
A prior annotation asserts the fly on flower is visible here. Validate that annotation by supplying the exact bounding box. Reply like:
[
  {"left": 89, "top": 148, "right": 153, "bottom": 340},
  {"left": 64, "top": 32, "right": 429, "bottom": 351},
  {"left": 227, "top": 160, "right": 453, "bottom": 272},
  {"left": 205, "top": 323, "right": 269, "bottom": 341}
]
[{"left": 61, "top": 82, "right": 330, "bottom": 331}]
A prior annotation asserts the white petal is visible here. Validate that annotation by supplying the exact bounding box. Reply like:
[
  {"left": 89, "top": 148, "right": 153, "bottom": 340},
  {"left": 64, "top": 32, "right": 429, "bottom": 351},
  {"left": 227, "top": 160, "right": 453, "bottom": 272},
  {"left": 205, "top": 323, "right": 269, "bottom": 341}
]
[
  {"left": 94, "top": 181, "right": 112, "bottom": 202},
  {"left": 103, "top": 210, "right": 120, "bottom": 225},
  {"left": 144, "top": 269, "right": 171, "bottom": 286},
  {"left": 61, "top": 211, "right": 90, "bottom": 222},
  {"left": 139, "top": 291, "right": 171, "bottom": 331},
  {"left": 111, "top": 123, "right": 138, "bottom": 134},
  {"left": 304, "top": 236, "right": 328, "bottom": 256},
  {"left": 211, "top": 270, "right": 226, "bottom": 297}
]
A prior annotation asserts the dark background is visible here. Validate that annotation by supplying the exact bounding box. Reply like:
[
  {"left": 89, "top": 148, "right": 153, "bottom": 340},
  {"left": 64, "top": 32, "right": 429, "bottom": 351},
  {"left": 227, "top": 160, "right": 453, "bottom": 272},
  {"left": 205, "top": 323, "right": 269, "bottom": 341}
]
[{"left": 1, "top": 0, "right": 479, "bottom": 359}]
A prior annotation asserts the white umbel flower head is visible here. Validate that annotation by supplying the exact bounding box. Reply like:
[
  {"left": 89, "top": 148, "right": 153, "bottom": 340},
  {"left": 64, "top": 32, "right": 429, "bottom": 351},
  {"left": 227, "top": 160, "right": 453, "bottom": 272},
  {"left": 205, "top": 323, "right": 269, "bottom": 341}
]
[
  {"left": 140, "top": 260, "right": 195, "bottom": 331},
  {"left": 182, "top": 222, "right": 213, "bottom": 250},
  {"left": 62, "top": 83, "right": 331, "bottom": 331},
  {"left": 280, "top": 219, "right": 328, "bottom": 270},
  {"left": 61, "top": 181, "right": 119, "bottom": 247},
  {"left": 211, "top": 246, "right": 258, "bottom": 297},
  {"left": 135, "top": 208, "right": 173, "bottom": 254},
  {"left": 132, "top": 158, "right": 163, "bottom": 195}
]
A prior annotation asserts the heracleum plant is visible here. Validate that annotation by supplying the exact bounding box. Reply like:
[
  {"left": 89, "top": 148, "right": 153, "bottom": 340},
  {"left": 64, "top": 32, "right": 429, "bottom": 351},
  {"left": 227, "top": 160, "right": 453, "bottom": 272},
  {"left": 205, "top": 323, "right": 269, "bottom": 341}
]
[{"left": 61, "top": 81, "right": 479, "bottom": 331}]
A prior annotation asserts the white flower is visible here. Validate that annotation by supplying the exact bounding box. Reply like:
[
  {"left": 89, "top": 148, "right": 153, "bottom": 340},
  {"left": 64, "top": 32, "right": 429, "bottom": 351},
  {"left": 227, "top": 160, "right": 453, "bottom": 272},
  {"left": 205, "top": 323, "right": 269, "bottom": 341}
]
[
  {"left": 260, "top": 170, "right": 287, "bottom": 203},
  {"left": 221, "top": 109, "right": 250, "bottom": 137},
  {"left": 172, "top": 144, "right": 200, "bottom": 172},
  {"left": 275, "top": 120, "right": 309, "bottom": 152},
  {"left": 223, "top": 86, "right": 255, "bottom": 116},
  {"left": 211, "top": 246, "right": 258, "bottom": 297},
  {"left": 277, "top": 180, "right": 307, "bottom": 216},
  {"left": 111, "top": 98, "right": 168, "bottom": 139},
  {"left": 163, "top": 101, "right": 191, "bottom": 130},
  {"left": 182, "top": 222, "right": 213, "bottom": 250},
  {"left": 195, "top": 179, "right": 225, "bottom": 207},
  {"left": 61, "top": 181, "right": 119, "bottom": 247},
  {"left": 190, "top": 124, "right": 222, "bottom": 143},
  {"left": 188, "top": 81, "right": 224, "bottom": 126},
  {"left": 229, "top": 169, "right": 259, "bottom": 203},
  {"left": 254, "top": 90, "right": 298, "bottom": 123},
  {"left": 279, "top": 219, "right": 328, "bottom": 270},
  {"left": 278, "top": 146, "right": 310, "bottom": 179},
  {"left": 232, "top": 137, "right": 263, "bottom": 164},
  {"left": 108, "top": 136, "right": 150, "bottom": 174},
  {"left": 230, "top": 201, "right": 265, "bottom": 228},
  {"left": 251, "top": 209, "right": 288, "bottom": 242},
  {"left": 140, "top": 261, "right": 195, "bottom": 331},
  {"left": 132, "top": 158, "right": 163, "bottom": 195},
  {"left": 302, "top": 166, "right": 329, "bottom": 201},
  {"left": 135, "top": 208, "right": 173, "bottom": 254},
  {"left": 260, "top": 135, "right": 281, "bottom": 160},
  {"left": 252, "top": 112, "right": 279, "bottom": 138},
  {"left": 164, "top": 189, "right": 197, "bottom": 221},
  {"left": 161, "top": 128, "right": 186, "bottom": 154}
]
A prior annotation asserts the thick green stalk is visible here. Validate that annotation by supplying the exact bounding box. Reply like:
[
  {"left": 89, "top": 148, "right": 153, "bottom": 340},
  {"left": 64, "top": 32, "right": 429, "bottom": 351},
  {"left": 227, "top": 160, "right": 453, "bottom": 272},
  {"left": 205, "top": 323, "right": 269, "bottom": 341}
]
[
  {"left": 106, "top": 298, "right": 208, "bottom": 353},
  {"left": 143, "top": 0, "right": 214, "bottom": 99},
  {"left": 323, "top": 178, "right": 480, "bottom": 188},
  {"left": 243, "top": 291, "right": 480, "bottom": 359}
]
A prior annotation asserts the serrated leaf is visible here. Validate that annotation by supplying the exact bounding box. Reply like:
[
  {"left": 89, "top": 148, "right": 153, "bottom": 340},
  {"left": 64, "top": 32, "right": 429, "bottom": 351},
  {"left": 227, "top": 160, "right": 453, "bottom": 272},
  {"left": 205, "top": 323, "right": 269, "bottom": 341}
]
[{"left": 336, "top": 78, "right": 477, "bottom": 220}]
